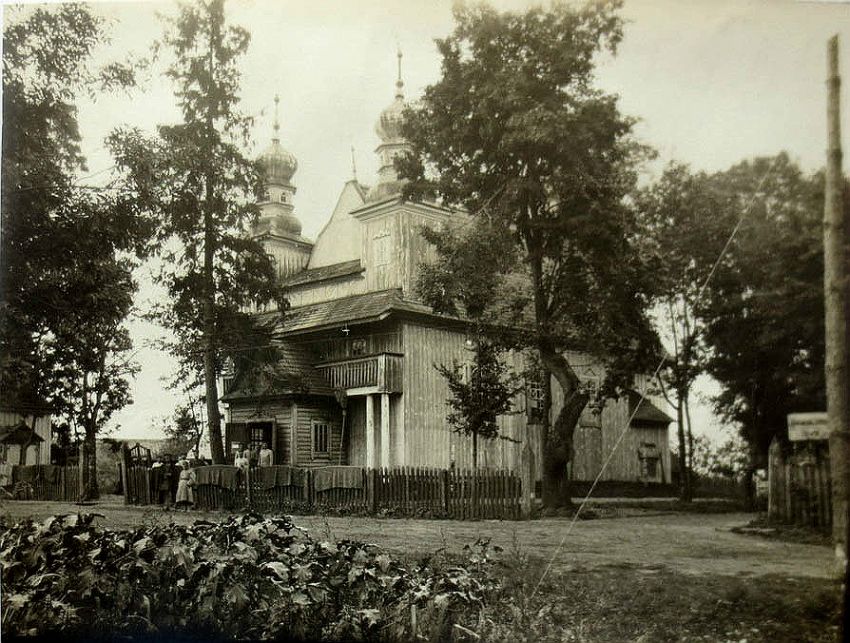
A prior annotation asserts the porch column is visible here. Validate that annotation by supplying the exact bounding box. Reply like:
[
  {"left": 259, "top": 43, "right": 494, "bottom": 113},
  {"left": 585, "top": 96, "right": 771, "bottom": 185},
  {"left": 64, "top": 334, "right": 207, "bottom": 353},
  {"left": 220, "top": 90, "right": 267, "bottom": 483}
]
[
  {"left": 366, "top": 394, "right": 376, "bottom": 468},
  {"left": 381, "top": 393, "right": 391, "bottom": 467},
  {"left": 395, "top": 395, "right": 405, "bottom": 466}
]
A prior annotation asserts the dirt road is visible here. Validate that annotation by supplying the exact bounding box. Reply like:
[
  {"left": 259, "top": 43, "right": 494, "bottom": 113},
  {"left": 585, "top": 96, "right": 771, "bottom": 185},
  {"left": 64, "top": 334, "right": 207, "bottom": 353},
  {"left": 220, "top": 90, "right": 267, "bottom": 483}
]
[{"left": 0, "top": 497, "right": 832, "bottom": 579}]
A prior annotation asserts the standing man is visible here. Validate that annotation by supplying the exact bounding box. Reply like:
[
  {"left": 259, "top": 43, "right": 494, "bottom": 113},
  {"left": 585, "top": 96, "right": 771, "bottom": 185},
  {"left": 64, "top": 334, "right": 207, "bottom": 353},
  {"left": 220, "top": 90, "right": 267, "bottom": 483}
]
[{"left": 258, "top": 442, "right": 274, "bottom": 467}]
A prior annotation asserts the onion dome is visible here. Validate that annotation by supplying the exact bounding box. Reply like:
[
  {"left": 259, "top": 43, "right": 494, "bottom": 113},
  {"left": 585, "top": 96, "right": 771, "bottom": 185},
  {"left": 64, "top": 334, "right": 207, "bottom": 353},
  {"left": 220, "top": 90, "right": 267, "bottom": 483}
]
[
  {"left": 375, "top": 51, "right": 406, "bottom": 142},
  {"left": 259, "top": 140, "right": 297, "bottom": 185},
  {"left": 258, "top": 95, "right": 297, "bottom": 185}
]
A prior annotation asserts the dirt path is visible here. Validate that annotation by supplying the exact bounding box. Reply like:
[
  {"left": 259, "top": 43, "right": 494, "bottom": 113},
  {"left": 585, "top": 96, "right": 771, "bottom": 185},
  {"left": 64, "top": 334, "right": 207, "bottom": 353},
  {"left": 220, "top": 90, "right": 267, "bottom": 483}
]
[{"left": 0, "top": 497, "right": 832, "bottom": 579}]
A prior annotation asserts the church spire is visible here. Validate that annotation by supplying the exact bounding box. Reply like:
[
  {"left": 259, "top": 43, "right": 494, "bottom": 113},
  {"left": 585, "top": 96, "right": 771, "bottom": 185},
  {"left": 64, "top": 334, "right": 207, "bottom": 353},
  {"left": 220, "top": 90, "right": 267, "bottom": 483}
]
[
  {"left": 370, "top": 50, "right": 411, "bottom": 202},
  {"left": 255, "top": 94, "right": 301, "bottom": 236},
  {"left": 272, "top": 94, "right": 281, "bottom": 142},
  {"left": 395, "top": 48, "right": 404, "bottom": 100}
]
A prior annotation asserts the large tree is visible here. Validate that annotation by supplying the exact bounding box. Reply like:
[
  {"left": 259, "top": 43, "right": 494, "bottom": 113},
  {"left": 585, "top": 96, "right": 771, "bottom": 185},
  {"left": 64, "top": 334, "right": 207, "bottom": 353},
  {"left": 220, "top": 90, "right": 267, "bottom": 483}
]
[
  {"left": 698, "top": 154, "right": 826, "bottom": 482},
  {"left": 400, "top": 1, "right": 658, "bottom": 506},
  {"left": 636, "top": 163, "right": 731, "bottom": 501},
  {"left": 2, "top": 4, "right": 149, "bottom": 496},
  {"left": 109, "top": 0, "right": 285, "bottom": 463}
]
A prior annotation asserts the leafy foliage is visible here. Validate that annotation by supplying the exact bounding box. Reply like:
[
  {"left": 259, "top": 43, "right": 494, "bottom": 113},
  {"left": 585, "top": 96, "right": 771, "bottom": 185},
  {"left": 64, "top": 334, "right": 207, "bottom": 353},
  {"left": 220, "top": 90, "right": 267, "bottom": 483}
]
[
  {"left": 437, "top": 339, "right": 522, "bottom": 468},
  {"left": 160, "top": 399, "right": 206, "bottom": 459},
  {"left": 697, "top": 154, "right": 826, "bottom": 464},
  {"left": 690, "top": 432, "right": 749, "bottom": 480},
  {"left": 400, "top": 1, "right": 658, "bottom": 504},
  {"left": 0, "top": 513, "right": 500, "bottom": 640},
  {"left": 1, "top": 4, "right": 151, "bottom": 496},
  {"left": 636, "top": 162, "right": 732, "bottom": 500}
]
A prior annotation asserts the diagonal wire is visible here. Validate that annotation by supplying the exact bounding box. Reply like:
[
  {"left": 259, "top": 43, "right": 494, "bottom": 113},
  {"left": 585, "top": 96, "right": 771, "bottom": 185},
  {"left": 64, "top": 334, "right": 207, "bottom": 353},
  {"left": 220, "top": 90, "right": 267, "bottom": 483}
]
[{"left": 529, "top": 154, "right": 782, "bottom": 599}]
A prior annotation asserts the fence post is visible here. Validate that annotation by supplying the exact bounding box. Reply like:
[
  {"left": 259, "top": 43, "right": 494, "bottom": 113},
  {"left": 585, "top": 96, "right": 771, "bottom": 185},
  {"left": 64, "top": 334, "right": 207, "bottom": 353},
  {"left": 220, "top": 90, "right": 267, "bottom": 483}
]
[
  {"left": 246, "top": 465, "right": 252, "bottom": 509},
  {"left": 369, "top": 468, "right": 378, "bottom": 514},
  {"left": 78, "top": 443, "right": 85, "bottom": 501},
  {"left": 120, "top": 462, "right": 130, "bottom": 505},
  {"left": 440, "top": 469, "right": 448, "bottom": 516}
]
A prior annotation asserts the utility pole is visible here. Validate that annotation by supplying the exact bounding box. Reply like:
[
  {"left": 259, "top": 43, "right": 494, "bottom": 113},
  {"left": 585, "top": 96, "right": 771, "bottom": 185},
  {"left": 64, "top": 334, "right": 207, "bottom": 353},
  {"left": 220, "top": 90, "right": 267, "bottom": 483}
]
[{"left": 824, "top": 36, "right": 850, "bottom": 620}]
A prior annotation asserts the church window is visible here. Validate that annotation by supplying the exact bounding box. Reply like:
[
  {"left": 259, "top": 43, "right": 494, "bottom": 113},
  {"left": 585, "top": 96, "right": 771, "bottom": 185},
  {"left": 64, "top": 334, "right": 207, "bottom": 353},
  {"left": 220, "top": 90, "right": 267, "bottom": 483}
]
[
  {"left": 312, "top": 421, "right": 330, "bottom": 456},
  {"left": 262, "top": 189, "right": 271, "bottom": 201},
  {"left": 279, "top": 192, "right": 288, "bottom": 204}
]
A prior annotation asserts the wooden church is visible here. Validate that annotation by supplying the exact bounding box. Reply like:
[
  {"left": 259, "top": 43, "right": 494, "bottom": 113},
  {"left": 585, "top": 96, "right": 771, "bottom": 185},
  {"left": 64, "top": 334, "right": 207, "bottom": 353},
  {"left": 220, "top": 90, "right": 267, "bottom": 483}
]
[{"left": 222, "top": 56, "right": 672, "bottom": 490}]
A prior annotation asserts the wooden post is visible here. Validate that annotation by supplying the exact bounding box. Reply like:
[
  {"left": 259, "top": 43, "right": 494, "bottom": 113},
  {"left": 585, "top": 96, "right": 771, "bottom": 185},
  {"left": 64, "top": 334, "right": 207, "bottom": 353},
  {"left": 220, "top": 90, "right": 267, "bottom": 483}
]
[
  {"left": 825, "top": 36, "right": 850, "bottom": 592},
  {"left": 441, "top": 469, "right": 448, "bottom": 516},
  {"left": 381, "top": 393, "right": 391, "bottom": 468},
  {"left": 369, "top": 468, "right": 378, "bottom": 514},
  {"left": 246, "top": 463, "right": 252, "bottom": 509},
  {"left": 78, "top": 443, "right": 85, "bottom": 502},
  {"left": 366, "top": 395, "right": 376, "bottom": 468},
  {"left": 768, "top": 438, "right": 785, "bottom": 522}
]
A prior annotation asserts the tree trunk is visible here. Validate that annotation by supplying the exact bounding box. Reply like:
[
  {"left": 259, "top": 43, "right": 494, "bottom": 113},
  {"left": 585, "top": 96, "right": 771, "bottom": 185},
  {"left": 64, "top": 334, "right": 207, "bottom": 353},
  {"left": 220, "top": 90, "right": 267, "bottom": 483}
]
[
  {"left": 539, "top": 345, "right": 588, "bottom": 508},
  {"left": 741, "top": 444, "right": 758, "bottom": 511},
  {"left": 202, "top": 21, "right": 224, "bottom": 465},
  {"left": 82, "top": 425, "right": 99, "bottom": 500},
  {"left": 472, "top": 430, "right": 478, "bottom": 470},
  {"left": 684, "top": 391, "right": 695, "bottom": 498},
  {"left": 675, "top": 401, "right": 692, "bottom": 502}
]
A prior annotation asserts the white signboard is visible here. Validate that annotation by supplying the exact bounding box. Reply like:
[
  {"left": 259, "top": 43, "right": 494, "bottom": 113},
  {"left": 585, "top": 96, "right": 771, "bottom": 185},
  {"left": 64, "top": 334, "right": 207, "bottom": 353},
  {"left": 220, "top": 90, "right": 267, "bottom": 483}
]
[{"left": 787, "top": 412, "right": 829, "bottom": 442}]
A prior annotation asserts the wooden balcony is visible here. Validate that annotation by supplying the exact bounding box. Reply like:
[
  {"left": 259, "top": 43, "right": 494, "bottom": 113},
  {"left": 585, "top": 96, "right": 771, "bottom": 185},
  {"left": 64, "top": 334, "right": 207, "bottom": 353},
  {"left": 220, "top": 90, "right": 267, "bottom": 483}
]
[{"left": 315, "top": 353, "right": 403, "bottom": 393}]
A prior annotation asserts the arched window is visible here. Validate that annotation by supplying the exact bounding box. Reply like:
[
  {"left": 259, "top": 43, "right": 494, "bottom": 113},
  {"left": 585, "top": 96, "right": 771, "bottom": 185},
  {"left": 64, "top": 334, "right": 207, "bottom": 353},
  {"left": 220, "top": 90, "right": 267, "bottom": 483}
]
[{"left": 279, "top": 192, "right": 288, "bottom": 204}]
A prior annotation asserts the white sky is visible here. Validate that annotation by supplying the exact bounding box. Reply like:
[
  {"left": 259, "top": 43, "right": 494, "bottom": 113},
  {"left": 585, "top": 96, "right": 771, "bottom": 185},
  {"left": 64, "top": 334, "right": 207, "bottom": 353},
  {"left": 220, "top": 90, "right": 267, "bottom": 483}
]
[{"left": 5, "top": 0, "right": 848, "bottom": 443}]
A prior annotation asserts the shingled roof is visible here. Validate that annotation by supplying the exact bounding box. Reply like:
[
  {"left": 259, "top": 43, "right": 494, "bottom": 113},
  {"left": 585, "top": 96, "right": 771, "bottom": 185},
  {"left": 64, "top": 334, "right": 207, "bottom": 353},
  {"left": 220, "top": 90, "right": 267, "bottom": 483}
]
[
  {"left": 628, "top": 390, "right": 674, "bottom": 426},
  {"left": 222, "top": 343, "right": 333, "bottom": 401},
  {"left": 275, "top": 289, "right": 435, "bottom": 335},
  {"left": 283, "top": 260, "right": 363, "bottom": 288}
]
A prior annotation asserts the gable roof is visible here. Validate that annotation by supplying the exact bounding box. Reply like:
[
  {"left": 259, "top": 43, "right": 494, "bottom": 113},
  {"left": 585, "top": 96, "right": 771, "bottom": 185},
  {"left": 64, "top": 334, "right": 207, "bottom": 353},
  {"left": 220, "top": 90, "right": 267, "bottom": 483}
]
[
  {"left": 628, "top": 391, "right": 673, "bottom": 426},
  {"left": 283, "top": 260, "right": 363, "bottom": 288},
  {"left": 222, "top": 343, "right": 334, "bottom": 401},
  {"left": 0, "top": 423, "right": 44, "bottom": 445},
  {"left": 272, "top": 289, "right": 437, "bottom": 336}
]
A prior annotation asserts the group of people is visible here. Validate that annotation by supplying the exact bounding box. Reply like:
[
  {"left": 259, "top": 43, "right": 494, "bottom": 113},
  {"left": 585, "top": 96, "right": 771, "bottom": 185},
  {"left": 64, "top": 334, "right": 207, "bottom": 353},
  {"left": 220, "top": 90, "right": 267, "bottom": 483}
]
[
  {"left": 151, "top": 459, "right": 197, "bottom": 511},
  {"left": 150, "top": 443, "right": 274, "bottom": 512},
  {"left": 234, "top": 442, "right": 274, "bottom": 471}
]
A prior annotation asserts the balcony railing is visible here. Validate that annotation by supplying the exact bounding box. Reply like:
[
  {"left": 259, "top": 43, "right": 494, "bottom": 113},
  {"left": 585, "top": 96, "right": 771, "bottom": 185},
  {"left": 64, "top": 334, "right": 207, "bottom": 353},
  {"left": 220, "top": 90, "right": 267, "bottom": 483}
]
[{"left": 315, "top": 353, "right": 403, "bottom": 393}]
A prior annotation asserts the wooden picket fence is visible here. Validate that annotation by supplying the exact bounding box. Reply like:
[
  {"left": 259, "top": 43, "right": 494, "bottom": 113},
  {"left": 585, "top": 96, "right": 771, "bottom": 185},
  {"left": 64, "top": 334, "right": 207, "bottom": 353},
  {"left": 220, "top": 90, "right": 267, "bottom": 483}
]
[
  {"left": 125, "top": 464, "right": 525, "bottom": 520},
  {"left": 768, "top": 438, "right": 832, "bottom": 530},
  {"left": 2, "top": 465, "right": 82, "bottom": 502}
]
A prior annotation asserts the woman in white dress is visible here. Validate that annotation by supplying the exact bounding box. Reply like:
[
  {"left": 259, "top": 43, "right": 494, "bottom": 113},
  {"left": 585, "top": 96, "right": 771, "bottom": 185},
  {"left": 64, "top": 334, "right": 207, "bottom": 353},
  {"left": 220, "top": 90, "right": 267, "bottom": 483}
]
[{"left": 175, "top": 460, "right": 196, "bottom": 510}]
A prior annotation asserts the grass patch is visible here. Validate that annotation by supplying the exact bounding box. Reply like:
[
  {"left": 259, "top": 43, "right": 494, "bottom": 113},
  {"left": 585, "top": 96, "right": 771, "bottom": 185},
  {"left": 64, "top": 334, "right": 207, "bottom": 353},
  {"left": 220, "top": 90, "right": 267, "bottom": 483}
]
[
  {"left": 733, "top": 514, "right": 832, "bottom": 546},
  {"left": 480, "top": 562, "right": 840, "bottom": 642}
]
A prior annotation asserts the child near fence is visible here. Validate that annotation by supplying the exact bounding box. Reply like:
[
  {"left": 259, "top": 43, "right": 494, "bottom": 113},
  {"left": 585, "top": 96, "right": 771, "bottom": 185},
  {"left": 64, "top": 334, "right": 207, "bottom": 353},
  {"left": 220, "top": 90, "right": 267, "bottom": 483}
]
[{"left": 175, "top": 460, "right": 196, "bottom": 510}]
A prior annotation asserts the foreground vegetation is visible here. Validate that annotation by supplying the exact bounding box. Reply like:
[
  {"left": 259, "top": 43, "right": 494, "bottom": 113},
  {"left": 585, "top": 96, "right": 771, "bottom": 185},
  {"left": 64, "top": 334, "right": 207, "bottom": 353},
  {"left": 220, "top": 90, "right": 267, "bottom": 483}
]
[{"left": 0, "top": 511, "right": 839, "bottom": 642}]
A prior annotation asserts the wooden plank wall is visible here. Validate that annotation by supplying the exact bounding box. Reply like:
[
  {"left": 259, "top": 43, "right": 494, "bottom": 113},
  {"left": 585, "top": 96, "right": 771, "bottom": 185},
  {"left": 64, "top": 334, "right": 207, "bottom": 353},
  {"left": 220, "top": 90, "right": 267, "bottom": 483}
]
[
  {"left": 402, "top": 322, "right": 539, "bottom": 477},
  {"left": 229, "top": 402, "right": 292, "bottom": 464},
  {"left": 286, "top": 275, "right": 367, "bottom": 308},
  {"left": 228, "top": 399, "right": 346, "bottom": 467},
  {"left": 294, "top": 400, "right": 343, "bottom": 467},
  {"left": 550, "top": 353, "right": 672, "bottom": 484}
]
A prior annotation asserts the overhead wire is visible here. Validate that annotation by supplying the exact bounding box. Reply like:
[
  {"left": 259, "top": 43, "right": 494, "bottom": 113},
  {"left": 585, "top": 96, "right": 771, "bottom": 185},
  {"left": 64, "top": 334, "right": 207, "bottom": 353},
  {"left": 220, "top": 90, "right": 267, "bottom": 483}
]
[{"left": 528, "top": 153, "right": 783, "bottom": 599}]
